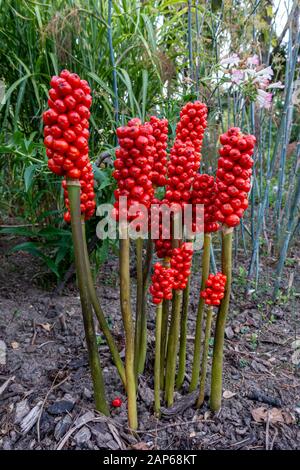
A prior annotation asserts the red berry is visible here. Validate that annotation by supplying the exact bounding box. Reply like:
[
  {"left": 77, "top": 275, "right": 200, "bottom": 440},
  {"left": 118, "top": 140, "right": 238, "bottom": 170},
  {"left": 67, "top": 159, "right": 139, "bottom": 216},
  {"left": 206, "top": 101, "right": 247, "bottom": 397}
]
[
  {"left": 53, "top": 139, "right": 69, "bottom": 153},
  {"left": 111, "top": 397, "right": 122, "bottom": 408},
  {"left": 57, "top": 114, "right": 69, "bottom": 130},
  {"left": 68, "top": 111, "right": 81, "bottom": 124},
  {"left": 225, "top": 214, "right": 240, "bottom": 227},
  {"left": 64, "top": 95, "right": 77, "bottom": 110}
]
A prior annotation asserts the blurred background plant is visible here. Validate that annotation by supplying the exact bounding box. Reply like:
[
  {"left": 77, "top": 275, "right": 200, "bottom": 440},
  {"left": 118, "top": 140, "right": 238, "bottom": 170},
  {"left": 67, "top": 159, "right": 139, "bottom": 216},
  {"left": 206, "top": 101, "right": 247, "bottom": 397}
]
[{"left": 0, "top": 0, "right": 299, "bottom": 297}]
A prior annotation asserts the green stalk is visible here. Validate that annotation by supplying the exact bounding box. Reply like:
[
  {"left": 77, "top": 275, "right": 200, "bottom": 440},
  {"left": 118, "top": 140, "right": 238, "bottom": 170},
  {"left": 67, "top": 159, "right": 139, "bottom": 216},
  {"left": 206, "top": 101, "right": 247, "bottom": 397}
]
[
  {"left": 67, "top": 180, "right": 109, "bottom": 416},
  {"left": 210, "top": 227, "right": 233, "bottom": 412},
  {"left": 189, "top": 233, "right": 211, "bottom": 391},
  {"left": 176, "top": 271, "right": 191, "bottom": 389},
  {"left": 197, "top": 305, "right": 213, "bottom": 408},
  {"left": 160, "top": 257, "right": 171, "bottom": 388},
  {"left": 134, "top": 236, "right": 144, "bottom": 375},
  {"left": 81, "top": 222, "right": 126, "bottom": 388},
  {"left": 119, "top": 226, "right": 138, "bottom": 430},
  {"left": 160, "top": 297, "right": 170, "bottom": 389},
  {"left": 137, "top": 237, "right": 153, "bottom": 374},
  {"left": 154, "top": 302, "right": 163, "bottom": 416},
  {"left": 164, "top": 289, "right": 182, "bottom": 407}
]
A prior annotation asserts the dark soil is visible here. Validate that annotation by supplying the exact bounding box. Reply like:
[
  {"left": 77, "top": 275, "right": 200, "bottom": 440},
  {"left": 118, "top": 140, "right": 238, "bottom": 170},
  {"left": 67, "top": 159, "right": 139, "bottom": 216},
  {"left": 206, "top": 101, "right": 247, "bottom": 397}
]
[{"left": 0, "top": 233, "right": 299, "bottom": 450}]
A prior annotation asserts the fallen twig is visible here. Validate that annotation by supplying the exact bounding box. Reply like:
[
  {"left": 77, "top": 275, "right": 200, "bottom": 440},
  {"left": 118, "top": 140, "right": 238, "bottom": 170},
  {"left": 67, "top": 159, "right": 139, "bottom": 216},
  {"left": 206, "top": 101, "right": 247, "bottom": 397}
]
[
  {"left": 0, "top": 376, "right": 15, "bottom": 396},
  {"left": 37, "top": 371, "right": 70, "bottom": 442}
]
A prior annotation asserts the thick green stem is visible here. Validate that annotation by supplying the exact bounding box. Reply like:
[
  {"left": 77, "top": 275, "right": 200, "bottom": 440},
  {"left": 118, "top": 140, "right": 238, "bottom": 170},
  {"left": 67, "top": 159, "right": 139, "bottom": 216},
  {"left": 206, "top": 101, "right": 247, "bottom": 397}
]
[
  {"left": 160, "top": 257, "right": 171, "bottom": 389},
  {"left": 81, "top": 223, "right": 126, "bottom": 388},
  {"left": 176, "top": 271, "right": 191, "bottom": 389},
  {"left": 119, "top": 227, "right": 138, "bottom": 430},
  {"left": 154, "top": 302, "right": 162, "bottom": 416},
  {"left": 189, "top": 233, "right": 211, "bottom": 392},
  {"left": 160, "top": 297, "right": 169, "bottom": 389},
  {"left": 164, "top": 289, "right": 182, "bottom": 407},
  {"left": 197, "top": 306, "right": 213, "bottom": 408},
  {"left": 210, "top": 227, "right": 233, "bottom": 412},
  {"left": 67, "top": 180, "right": 109, "bottom": 415},
  {"left": 137, "top": 237, "right": 153, "bottom": 374},
  {"left": 134, "top": 237, "right": 144, "bottom": 375}
]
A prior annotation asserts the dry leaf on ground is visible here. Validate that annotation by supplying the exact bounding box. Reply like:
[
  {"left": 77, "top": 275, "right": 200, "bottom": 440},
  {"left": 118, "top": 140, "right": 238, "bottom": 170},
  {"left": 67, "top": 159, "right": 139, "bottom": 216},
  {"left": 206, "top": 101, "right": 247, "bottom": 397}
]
[
  {"left": 223, "top": 390, "right": 237, "bottom": 399},
  {"left": 291, "top": 349, "right": 300, "bottom": 365},
  {"left": 39, "top": 323, "right": 52, "bottom": 332},
  {"left": 131, "top": 442, "right": 153, "bottom": 450},
  {"left": 251, "top": 407, "right": 295, "bottom": 425}
]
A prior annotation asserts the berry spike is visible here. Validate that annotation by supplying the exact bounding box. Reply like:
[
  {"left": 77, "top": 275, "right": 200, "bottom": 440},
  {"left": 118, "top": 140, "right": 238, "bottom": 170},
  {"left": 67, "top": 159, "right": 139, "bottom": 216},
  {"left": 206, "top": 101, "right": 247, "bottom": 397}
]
[
  {"left": 170, "top": 242, "right": 193, "bottom": 290},
  {"left": 165, "top": 101, "right": 208, "bottom": 207},
  {"left": 43, "top": 70, "right": 95, "bottom": 221},
  {"left": 150, "top": 262, "right": 175, "bottom": 304},
  {"left": 149, "top": 116, "right": 169, "bottom": 187},
  {"left": 215, "top": 127, "right": 256, "bottom": 227},
  {"left": 176, "top": 101, "right": 208, "bottom": 153},
  {"left": 190, "top": 173, "right": 220, "bottom": 233},
  {"left": 112, "top": 118, "right": 156, "bottom": 222},
  {"left": 200, "top": 272, "right": 227, "bottom": 306}
]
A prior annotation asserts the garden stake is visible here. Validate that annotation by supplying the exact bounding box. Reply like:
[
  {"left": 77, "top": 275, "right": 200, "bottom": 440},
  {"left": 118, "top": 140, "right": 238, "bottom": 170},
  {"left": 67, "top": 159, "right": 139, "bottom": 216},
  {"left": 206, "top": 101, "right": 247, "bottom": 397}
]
[
  {"left": 190, "top": 232, "right": 211, "bottom": 391},
  {"left": 196, "top": 305, "right": 213, "bottom": 408},
  {"left": 119, "top": 224, "right": 138, "bottom": 430},
  {"left": 154, "top": 302, "right": 163, "bottom": 416},
  {"left": 81, "top": 222, "right": 126, "bottom": 387},
  {"left": 210, "top": 227, "right": 233, "bottom": 411},
  {"left": 68, "top": 180, "right": 109, "bottom": 415}
]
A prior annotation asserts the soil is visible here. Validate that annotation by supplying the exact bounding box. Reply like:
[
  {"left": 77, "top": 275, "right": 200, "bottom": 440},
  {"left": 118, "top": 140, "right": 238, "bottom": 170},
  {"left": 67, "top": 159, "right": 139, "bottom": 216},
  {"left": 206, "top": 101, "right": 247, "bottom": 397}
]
[{"left": 0, "top": 233, "right": 299, "bottom": 451}]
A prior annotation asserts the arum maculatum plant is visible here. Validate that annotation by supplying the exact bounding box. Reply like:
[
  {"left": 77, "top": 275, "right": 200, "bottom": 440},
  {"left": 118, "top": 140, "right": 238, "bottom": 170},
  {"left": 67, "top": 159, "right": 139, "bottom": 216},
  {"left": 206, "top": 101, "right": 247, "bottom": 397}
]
[{"left": 43, "top": 70, "right": 256, "bottom": 429}]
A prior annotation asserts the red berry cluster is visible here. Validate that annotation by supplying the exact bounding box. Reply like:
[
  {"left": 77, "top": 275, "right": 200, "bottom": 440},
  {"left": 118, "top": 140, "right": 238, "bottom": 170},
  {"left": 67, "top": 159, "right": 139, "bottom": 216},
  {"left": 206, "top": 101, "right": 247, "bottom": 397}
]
[
  {"left": 165, "top": 141, "right": 198, "bottom": 205},
  {"left": 200, "top": 272, "right": 227, "bottom": 306},
  {"left": 149, "top": 116, "right": 169, "bottom": 187},
  {"left": 176, "top": 101, "right": 207, "bottom": 152},
  {"left": 190, "top": 174, "right": 219, "bottom": 233},
  {"left": 170, "top": 242, "right": 193, "bottom": 290},
  {"left": 165, "top": 101, "right": 207, "bottom": 206},
  {"left": 149, "top": 198, "right": 173, "bottom": 259},
  {"left": 43, "top": 70, "right": 96, "bottom": 221},
  {"left": 61, "top": 169, "right": 95, "bottom": 222},
  {"left": 112, "top": 118, "right": 156, "bottom": 221},
  {"left": 150, "top": 263, "right": 175, "bottom": 304},
  {"left": 215, "top": 127, "right": 256, "bottom": 227}
]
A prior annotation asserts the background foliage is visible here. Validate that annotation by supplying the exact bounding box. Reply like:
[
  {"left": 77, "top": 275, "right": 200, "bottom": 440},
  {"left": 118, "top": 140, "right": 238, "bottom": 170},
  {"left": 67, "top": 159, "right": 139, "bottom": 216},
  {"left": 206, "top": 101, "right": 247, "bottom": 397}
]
[{"left": 0, "top": 0, "right": 299, "bottom": 298}]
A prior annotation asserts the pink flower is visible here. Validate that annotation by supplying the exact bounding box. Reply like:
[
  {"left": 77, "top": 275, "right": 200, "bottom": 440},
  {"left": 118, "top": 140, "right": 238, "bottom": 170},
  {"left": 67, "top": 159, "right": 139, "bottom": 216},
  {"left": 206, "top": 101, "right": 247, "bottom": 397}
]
[
  {"left": 220, "top": 53, "right": 240, "bottom": 66},
  {"left": 256, "top": 89, "right": 273, "bottom": 109},
  {"left": 247, "top": 55, "right": 260, "bottom": 66},
  {"left": 231, "top": 69, "right": 244, "bottom": 84},
  {"left": 255, "top": 66, "right": 274, "bottom": 80},
  {"left": 267, "top": 81, "right": 284, "bottom": 90}
]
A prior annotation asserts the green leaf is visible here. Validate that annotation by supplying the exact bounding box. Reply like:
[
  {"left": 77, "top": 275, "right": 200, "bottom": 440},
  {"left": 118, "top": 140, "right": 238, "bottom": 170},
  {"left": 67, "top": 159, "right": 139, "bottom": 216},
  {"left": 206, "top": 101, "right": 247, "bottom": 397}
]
[
  {"left": 10, "top": 242, "right": 60, "bottom": 277},
  {"left": 24, "top": 164, "right": 38, "bottom": 192},
  {"left": 141, "top": 69, "right": 148, "bottom": 121},
  {"left": 0, "top": 226, "right": 37, "bottom": 237},
  {"left": 97, "top": 239, "right": 109, "bottom": 265}
]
